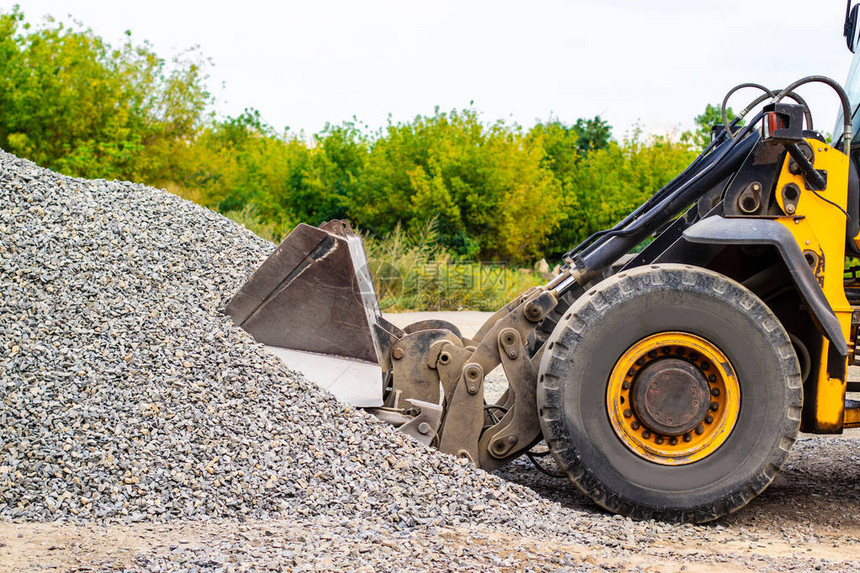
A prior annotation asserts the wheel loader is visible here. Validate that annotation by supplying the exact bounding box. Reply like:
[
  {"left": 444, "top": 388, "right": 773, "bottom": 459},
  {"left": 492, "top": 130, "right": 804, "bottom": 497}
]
[{"left": 226, "top": 4, "right": 860, "bottom": 523}]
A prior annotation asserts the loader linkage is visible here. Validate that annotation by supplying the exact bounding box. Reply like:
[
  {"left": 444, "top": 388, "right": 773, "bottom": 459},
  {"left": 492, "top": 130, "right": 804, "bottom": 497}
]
[{"left": 375, "top": 285, "right": 558, "bottom": 468}]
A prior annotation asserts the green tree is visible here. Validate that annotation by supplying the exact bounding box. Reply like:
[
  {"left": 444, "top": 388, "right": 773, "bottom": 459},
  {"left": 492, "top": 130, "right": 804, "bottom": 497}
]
[
  {"left": 0, "top": 7, "right": 209, "bottom": 181},
  {"left": 571, "top": 116, "right": 611, "bottom": 155},
  {"left": 691, "top": 103, "right": 738, "bottom": 150}
]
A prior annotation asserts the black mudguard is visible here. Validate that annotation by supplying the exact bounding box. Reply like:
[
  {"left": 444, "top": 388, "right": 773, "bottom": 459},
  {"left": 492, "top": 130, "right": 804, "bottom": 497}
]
[{"left": 683, "top": 215, "right": 848, "bottom": 356}]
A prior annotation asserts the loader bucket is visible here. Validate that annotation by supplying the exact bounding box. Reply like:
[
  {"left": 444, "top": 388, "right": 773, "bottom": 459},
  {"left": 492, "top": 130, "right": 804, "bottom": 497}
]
[{"left": 226, "top": 220, "right": 389, "bottom": 406}]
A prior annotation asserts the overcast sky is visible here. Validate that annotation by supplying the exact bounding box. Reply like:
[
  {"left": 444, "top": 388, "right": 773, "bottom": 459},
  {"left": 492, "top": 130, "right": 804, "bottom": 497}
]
[{"left": 8, "top": 1, "right": 857, "bottom": 139}]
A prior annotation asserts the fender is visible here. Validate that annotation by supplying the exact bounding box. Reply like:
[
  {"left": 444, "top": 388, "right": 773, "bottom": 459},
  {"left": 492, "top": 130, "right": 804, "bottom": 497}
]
[{"left": 683, "top": 215, "right": 848, "bottom": 356}]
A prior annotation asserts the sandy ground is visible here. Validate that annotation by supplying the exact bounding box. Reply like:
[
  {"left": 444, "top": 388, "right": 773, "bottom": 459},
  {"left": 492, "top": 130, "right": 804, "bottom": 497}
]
[{"left": 2, "top": 516, "right": 856, "bottom": 572}]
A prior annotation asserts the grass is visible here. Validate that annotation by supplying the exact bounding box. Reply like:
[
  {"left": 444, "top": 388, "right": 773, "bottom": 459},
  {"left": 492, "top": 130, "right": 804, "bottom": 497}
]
[{"left": 361, "top": 221, "right": 544, "bottom": 311}]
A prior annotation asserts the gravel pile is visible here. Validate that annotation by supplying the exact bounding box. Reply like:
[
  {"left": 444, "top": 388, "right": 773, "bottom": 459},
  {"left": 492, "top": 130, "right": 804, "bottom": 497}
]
[{"left": 0, "top": 149, "right": 574, "bottom": 530}]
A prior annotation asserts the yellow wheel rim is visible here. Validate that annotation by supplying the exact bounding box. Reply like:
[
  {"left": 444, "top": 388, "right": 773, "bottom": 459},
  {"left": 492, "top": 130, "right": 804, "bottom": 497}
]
[{"left": 606, "top": 332, "right": 740, "bottom": 466}]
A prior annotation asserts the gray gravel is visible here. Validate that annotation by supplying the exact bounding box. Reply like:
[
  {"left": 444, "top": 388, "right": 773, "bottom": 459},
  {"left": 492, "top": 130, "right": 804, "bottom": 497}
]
[
  {"left": 1, "top": 149, "right": 858, "bottom": 571},
  {"left": 0, "top": 149, "right": 560, "bottom": 529}
]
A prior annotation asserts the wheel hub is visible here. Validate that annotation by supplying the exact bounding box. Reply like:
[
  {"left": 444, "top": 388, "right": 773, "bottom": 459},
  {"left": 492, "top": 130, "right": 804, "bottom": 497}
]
[
  {"left": 606, "top": 332, "right": 741, "bottom": 466},
  {"left": 633, "top": 358, "right": 711, "bottom": 436}
]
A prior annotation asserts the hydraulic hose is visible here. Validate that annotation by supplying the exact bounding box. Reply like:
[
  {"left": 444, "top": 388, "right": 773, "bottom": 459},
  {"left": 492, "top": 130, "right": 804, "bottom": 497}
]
[
  {"left": 722, "top": 83, "right": 775, "bottom": 140},
  {"left": 772, "top": 75, "right": 853, "bottom": 159},
  {"left": 722, "top": 84, "right": 814, "bottom": 140}
]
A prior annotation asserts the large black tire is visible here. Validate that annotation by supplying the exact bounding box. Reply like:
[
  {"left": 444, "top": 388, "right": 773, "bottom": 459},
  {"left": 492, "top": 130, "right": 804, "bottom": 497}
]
[{"left": 537, "top": 264, "right": 802, "bottom": 523}]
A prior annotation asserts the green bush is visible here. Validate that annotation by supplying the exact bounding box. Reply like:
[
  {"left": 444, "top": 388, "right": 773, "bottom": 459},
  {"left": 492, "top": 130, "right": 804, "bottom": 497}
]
[{"left": 0, "top": 7, "right": 209, "bottom": 182}]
